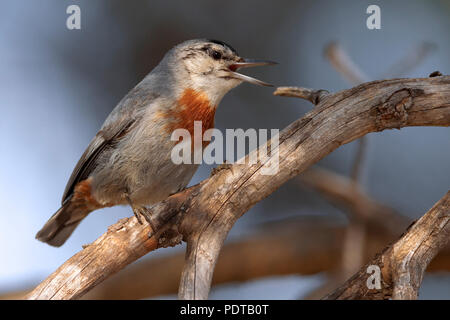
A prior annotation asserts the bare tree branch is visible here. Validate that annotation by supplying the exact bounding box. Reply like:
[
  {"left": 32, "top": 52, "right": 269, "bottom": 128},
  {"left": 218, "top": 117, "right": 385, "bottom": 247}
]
[
  {"left": 298, "top": 167, "right": 410, "bottom": 235},
  {"left": 26, "top": 76, "right": 450, "bottom": 300},
  {"left": 9, "top": 210, "right": 450, "bottom": 300},
  {"left": 273, "top": 87, "right": 329, "bottom": 105},
  {"left": 323, "top": 41, "right": 373, "bottom": 284},
  {"left": 325, "top": 191, "right": 450, "bottom": 300},
  {"left": 299, "top": 166, "right": 408, "bottom": 299},
  {"left": 350, "top": 137, "right": 367, "bottom": 182},
  {"left": 324, "top": 42, "right": 370, "bottom": 84},
  {"left": 6, "top": 168, "right": 450, "bottom": 300},
  {"left": 321, "top": 42, "right": 437, "bottom": 293}
]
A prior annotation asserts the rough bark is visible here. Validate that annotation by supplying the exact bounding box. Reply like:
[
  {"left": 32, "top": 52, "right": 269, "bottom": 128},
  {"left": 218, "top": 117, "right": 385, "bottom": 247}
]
[
  {"left": 325, "top": 191, "right": 450, "bottom": 300},
  {"left": 26, "top": 76, "right": 450, "bottom": 300}
]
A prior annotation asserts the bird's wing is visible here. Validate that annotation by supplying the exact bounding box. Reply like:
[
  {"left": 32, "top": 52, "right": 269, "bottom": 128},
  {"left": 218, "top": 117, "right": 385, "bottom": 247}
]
[
  {"left": 60, "top": 74, "right": 162, "bottom": 204},
  {"left": 61, "top": 116, "right": 137, "bottom": 204}
]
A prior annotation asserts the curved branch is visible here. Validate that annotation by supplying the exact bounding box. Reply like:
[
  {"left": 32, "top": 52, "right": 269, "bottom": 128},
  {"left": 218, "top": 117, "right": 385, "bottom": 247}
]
[
  {"left": 273, "top": 87, "right": 329, "bottom": 105},
  {"left": 8, "top": 167, "right": 450, "bottom": 300},
  {"left": 10, "top": 213, "right": 450, "bottom": 300},
  {"left": 325, "top": 191, "right": 450, "bottom": 300},
  {"left": 27, "top": 76, "right": 450, "bottom": 300},
  {"left": 27, "top": 218, "right": 159, "bottom": 300},
  {"left": 298, "top": 167, "right": 410, "bottom": 235},
  {"left": 324, "top": 42, "right": 370, "bottom": 84}
]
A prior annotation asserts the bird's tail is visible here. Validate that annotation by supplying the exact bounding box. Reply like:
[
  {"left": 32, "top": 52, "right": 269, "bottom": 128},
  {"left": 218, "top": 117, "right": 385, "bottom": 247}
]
[{"left": 36, "top": 197, "right": 92, "bottom": 247}]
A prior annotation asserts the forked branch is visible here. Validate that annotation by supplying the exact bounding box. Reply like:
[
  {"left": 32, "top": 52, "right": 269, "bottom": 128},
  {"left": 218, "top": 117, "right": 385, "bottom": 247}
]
[{"left": 27, "top": 76, "right": 450, "bottom": 300}]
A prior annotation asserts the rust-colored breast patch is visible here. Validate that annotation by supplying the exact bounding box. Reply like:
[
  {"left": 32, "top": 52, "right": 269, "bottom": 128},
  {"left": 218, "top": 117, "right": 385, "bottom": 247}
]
[{"left": 163, "top": 88, "right": 217, "bottom": 148}]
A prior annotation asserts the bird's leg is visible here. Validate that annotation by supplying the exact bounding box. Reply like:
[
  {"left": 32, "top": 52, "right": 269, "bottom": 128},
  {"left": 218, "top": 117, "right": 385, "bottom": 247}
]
[
  {"left": 124, "top": 192, "right": 157, "bottom": 232},
  {"left": 124, "top": 192, "right": 144, "bottom": 225}
]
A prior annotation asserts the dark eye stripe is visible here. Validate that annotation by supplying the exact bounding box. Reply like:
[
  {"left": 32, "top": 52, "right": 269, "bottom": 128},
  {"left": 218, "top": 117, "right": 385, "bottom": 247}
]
[
  {"left": 199, "top": 44, "right": 234, "bottom": 60},
  {"left": 207, "top": 39, "right": 238, "bottom": 55}
]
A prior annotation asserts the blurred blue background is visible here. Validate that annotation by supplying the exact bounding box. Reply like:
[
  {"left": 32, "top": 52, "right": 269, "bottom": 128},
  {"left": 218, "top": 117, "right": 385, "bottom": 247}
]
[{"left": 0, "top": 0, "right": 449, "bottom": 299}]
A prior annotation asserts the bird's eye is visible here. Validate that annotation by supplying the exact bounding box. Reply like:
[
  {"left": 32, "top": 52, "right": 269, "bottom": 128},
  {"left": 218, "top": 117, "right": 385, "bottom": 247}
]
[{"left": 210, "top": 50, "right": 222, "bottom": 60}]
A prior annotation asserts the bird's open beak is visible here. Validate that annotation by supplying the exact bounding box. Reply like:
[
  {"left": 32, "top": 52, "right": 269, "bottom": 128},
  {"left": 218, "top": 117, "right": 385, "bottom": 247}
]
[{"left": 228, "top": 59, "right": 277, "bottom": 87}]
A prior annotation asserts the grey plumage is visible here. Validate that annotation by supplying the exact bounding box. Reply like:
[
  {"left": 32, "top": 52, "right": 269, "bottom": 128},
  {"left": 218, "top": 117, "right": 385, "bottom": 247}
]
[{"left": 36, "top": 39, "right": 274, "bottom": 246}]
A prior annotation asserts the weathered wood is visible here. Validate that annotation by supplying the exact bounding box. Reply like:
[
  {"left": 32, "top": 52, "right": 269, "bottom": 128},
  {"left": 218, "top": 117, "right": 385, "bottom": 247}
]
[
  {"left": 325, "top": 191, "right": 450, "bottom": 300},
  {"left": 26, "top": 76, "right": 450, "bottom": 300},
  {"left": 273, "top": 87, "right": 329, "bottom": 105},
  {"left": 6, "top": 166, "right": 449, "bottom": 300}
]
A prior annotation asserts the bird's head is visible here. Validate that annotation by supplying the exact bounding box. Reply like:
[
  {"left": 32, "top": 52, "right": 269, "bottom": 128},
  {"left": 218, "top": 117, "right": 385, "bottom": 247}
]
[{"left": 165, "top": 39, "right": 276, "bottom": 105}]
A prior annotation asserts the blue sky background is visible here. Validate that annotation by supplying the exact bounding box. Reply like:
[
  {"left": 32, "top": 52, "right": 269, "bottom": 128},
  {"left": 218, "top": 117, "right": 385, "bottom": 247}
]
[{"left": 0, "top": 0, "right": 449, "bottom": 298}]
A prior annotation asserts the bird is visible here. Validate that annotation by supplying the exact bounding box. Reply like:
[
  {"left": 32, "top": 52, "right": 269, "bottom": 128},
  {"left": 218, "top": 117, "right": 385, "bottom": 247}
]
[{"left": 36, "top": 39, "right": 276, "bottom": 247}]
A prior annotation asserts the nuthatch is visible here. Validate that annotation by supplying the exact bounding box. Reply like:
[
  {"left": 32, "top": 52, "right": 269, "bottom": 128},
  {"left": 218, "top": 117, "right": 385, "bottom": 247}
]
[{"left": 36, "top": 39, "right": 276, "bottom": 246}]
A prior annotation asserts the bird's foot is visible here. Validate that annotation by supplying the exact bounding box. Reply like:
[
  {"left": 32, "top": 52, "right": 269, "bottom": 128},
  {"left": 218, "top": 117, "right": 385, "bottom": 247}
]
[
  {"left": 125, "top": 193, "right": 156, "bottom": 232},
  {"left": 132, "top": 205, "right": 157, "bottom": 233},
  {"left": 131, "top": 205, "right": 145, "bottom": 225}
]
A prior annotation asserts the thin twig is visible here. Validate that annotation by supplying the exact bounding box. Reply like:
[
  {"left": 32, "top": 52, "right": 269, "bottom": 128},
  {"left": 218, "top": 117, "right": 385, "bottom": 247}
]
[
  {"left": 324, "top": 42, "right": 370, "bottom": 84},
  {"left": 350, "top": 136, "right": 367, "bottom": 182},
  {"left": 273, "top": 87, "right": 329, "bottom": 105}
]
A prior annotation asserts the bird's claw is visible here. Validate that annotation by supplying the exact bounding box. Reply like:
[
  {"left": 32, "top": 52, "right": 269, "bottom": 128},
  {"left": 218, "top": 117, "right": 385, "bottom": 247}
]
[
  {"left": 133, "top": 206, "right": 156, "bottom": 233},
  {"left": 125, "top": 192, "right": 156, "bottom": 233},
  {"left": 131, "top": 206, "right": 144, "bottom": 225}
]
